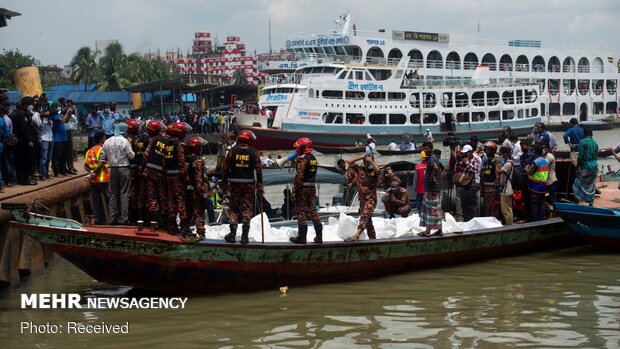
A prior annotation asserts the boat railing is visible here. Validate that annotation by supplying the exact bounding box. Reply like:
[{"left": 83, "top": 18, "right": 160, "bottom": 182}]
[{"left": 401, "top": 78, "right": 538, "bottom": 90}]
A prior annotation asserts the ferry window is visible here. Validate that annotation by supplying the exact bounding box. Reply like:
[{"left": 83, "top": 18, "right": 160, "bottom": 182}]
[
  {"left": 410, "top": 114, "right": 421, "bottom": 124},
  {"left": 322, "top": 67, "right": 337, "bottom": 74},
  {"left": 472, "top": 91, "right": 485, "bottom": 106},
  {"left": 455, "top": 92, "right": 469, "bottom": 107},
  {"left": 423, "top": 93, "right": 437, "bottom": 108},
  {"left": 365, "top": 72, "right": 372, "bottom": 81},
  {"left": 525, "top": 89, "right": 538, "bottom": 103},
  {"left": 562, "top": 103, "right": 576, "bottom": 116},
  {"left": 489, "top": 111, "right": 500, "bottom": 121},
  {"left": 502, "top": 91, "right": 515, "bottom": 105},
  {"left": 346, "top": 91, "right": 365, "bottom": 100},
  {"left": 369, "top": 92, "right": 386, "bottom": 101},
  {"left": 441, "top": 93, "right": 453, "bottom": 108},
  {"left": 310, "top": 67, "right": 322, "bottom": 74},
  {"left": 389, "top": 114, "right": 407, "bottom": 124},
  {"left": 487, "top": 91, "right": 499, "bottom": 106},
  {"left": 308, "top": 88, "right": 314, "bottom": 98},
  {"left": 606, "top": 102, "right": 618, "bottom": 114},
  {"left": 457, "top": 112, "right": 469, "bottom": 123},
  {"left": 531, "top": 108, "right": 539, "bottom": 117},
  {"left": 346, "top": 113, "right": 365, "bottom": 124},
  {"left": 337, "top": 70, "right": 348, "bottom": 79},
  {"left": 316, "top": 90, "right": 320, "bottom": 98},
  {"left": 517, "top": 110, "right": 524, "bottom": 118},
  {"left": 502, "top": 110, "right": 515, "bottom": 120},
  {"left": 516, "top": 90, "right": 523, "bottom": 104},
  {"left": 322, "top": 112, "right": 343, "bottom": 124},
  {"left": 388, "top": 92, "right": 406, "bottom": 101},
  {"left": 472, "top": 112, "right": 485, "bottom": 122},
  {"left": 368, "top": 69, "right": 392, "bottom": 81},
  {"left": 606, "top": 80, "right": 617, "bottom": 95},
  {"left": 322, "top": 90, "right": 343, "bottom": 99},
  {"left": 549, "top": 103, "right": 561, "bottom": 116},
  {"left": 355, "top": 71, "right": 364, "bottom": 80},
  {"left": 409, "top": 93, "right": 420, "bottom": 108},
  {"left": 262, "top": 88, "right": 273, "bottom": 95},
  {"left": 346, "top": 71, "right": 354, "bottom": 79},
  {"left": 423, "top": 113, "right": 438, "bottom": 124},
  {"left": 369, "top": 114, "right": 387, "bottom": 124}
]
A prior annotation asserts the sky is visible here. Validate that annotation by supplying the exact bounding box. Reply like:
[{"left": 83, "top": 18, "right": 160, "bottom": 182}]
[{"left": 1, "top": 0, "right": 619, "bottom": 67}]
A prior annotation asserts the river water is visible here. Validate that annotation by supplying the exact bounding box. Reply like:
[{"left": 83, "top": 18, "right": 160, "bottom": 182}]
[{"left": 0, "top": 130, "right": 618, "bottom": 349}]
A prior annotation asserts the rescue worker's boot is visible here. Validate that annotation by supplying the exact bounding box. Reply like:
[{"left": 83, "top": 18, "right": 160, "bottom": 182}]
[
  {"left": 180, "top": 219, "right": 192, "bottom": 237},
  {"left": 240, "top": 225, "right": 250, "bottom": 245},
  {"left": 168, "top": 218, "right": 180, "bottom": 235},
  {"left": 290, "top": 225, "right": 307, "bottom": 244},
  {"left": 313, "top": 222, "right": 323, "bottom": 244},
  {"left": 224, "top": 224, "right": 237, "bottom": 243}
]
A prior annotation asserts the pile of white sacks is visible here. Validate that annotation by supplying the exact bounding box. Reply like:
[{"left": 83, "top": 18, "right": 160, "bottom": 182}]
[{"left": 200, "top": 213, "right": 503, "bottom": 243}]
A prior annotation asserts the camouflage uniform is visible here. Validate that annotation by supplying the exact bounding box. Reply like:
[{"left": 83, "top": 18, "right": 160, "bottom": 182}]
[
  {"left": 222, "top": 143, "right": 263, "bottom": 243},
  {"left": 356, "top": 163, "right": 378, "bottom": 238},
  {"left": 384, "top": 187, "right": 411, "bottom": 218},
  {"left": 293, "top": 154, "right": 320, "bottom": 226},
  {"left": 129, "top": 133, "right": 150, "bottom": 220},
  {"left": 143, "top": 133, "right": 169, "bottom": 224},
  {"left": 164, "top": 138, "right": 188, "bottom": 227},
  {"left": 185, "top": 154, "right": 207, "bottom": 234}
]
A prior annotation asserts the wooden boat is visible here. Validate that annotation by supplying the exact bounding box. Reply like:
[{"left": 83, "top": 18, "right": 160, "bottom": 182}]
[
  {"left": 602, "top": 169, "right": 620, "bottom": 182},
  {"left": 553, "top": 147, "right": 614, "bottom": 159},
  {"left": 553, "top": 202, "right": 620, "bottom": 251},
  {"left": 314, "top": 145, "right": 364, "bottom": 154},
  {"left": 376, "top": 149, "right": 421, "bottom": 156},
  {"left": 559, "top": 119, "right": 615, "bottom": 131},
  {"left": 4, "top": 203, "right": 581, "bottom": 294}
]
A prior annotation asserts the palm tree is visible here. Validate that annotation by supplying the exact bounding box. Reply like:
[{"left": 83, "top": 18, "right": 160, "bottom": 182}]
[
  {"left": 98, "top": 42, "right": 128, "bottom": 91},
  {"left": 69, "top": 47, "right": 99, "bottom": 90}
]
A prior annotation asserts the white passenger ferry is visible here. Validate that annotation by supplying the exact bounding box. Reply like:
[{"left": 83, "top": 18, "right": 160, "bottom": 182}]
[{"left": 239, "top": 13, "right": 618, "bottom": 148}]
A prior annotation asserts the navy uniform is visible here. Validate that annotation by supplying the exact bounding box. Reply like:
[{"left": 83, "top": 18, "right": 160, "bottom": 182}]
[
  {"left": 290, "top": 137, "right": 323, "bottom": 244},
  {"left": 222, "top": 130, "right": 263, "bottom": 244}
]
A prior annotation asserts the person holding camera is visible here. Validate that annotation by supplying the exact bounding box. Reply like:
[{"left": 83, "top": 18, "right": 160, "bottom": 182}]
[
  {"left": 454, "top": 145, "right": 479, "bottom": 222},
  {"left": 383, "top": 180, "right": 410, "bottom": 219},
  {"left": 420, "top": 149, "right": 445, "bottom": 236}
]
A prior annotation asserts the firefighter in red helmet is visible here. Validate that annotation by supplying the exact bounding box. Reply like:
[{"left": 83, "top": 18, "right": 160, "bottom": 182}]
[
  {"left": 183, "top": 137, "right": 209, "bottom": 241},
  {"left": 222, "top": 130, "right": 262, "bottom": 244},
  {"left": 143, "top": 120, "right": 169, "bottom": 230},
  {"left": 164, "top": 122, "right": 192, "bottom": 236},
  {"left": 289, "top": 137, "right": 323, "bottom": 244}
]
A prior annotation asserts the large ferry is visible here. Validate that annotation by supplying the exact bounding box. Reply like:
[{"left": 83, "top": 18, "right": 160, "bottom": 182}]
[{"left": 239, "top": 13, "right": 619, "bottom": 148}]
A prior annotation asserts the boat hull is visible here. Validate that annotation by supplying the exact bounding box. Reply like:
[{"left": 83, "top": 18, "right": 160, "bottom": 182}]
[
  {"left": 242, "top": 124, "right": 534, "bottom": 150},
  {"left": 553, "top": 147, "right": 614, "bottom": 159},
  {"left": 554, "top": 203, "right": 620, "bottom": 250},
  {"left": 10, "top": 219, "right": 580, "bottom": 293}
]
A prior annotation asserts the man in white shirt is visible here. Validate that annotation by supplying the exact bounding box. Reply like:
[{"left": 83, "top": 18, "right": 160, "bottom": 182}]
[
  {"left": 101, "top": 123, "right": 135, "bottom": 225},
  {"left": 509, "top": 135, "right": 523, "bottom": 168},
  {"left": 387, "top": 141, "right": 398, "bottom": 151}
]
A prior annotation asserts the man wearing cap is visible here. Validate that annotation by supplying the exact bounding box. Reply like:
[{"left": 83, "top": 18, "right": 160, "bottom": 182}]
[
  {"left": 413, "top": 151, "right": 429, "bottom": 213},
  {"left": 424, "top": 129, "right": 434, "bottom": 143},
  {"left": 100, "top": 123, "right": 135, "bottom": 225},
  {"left": 455, "top": 144, "right": 479, "bottom": 222}
]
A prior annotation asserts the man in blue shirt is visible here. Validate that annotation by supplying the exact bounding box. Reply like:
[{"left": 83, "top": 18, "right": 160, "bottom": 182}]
[
  {"left": 563, "top": 118, "right": 584, "bottom": 152},
  {"left": 51, "top": 101, "right": 72, "bottom": 177},
  {"left": 101, "top": 103, "right": 123, "bottom": 137}
]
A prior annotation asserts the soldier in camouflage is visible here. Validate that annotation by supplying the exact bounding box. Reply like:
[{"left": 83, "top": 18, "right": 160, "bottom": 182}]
[{"left": 344, "top": 155, "right": 379, "bottom": 242}]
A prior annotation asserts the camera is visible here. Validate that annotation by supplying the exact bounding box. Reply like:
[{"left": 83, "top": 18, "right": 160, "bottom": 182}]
[{"left": 443, "top": 135, "right": 461, "bottom": 149}]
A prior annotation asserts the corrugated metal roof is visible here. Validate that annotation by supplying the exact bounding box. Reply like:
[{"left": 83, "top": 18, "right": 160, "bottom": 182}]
[{"left": 7, "top": 91, "right": 152, "bottom": 104}]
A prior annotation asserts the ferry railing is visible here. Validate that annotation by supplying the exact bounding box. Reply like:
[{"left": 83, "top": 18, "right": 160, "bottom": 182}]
[
  {"left": 562, "top": 66, "right": 576, "bottom": 73},
  {"left": 408, "top": 59, "right": 424, "bottom": 68}
]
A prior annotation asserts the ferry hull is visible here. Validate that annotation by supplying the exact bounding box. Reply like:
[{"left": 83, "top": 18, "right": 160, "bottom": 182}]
[
  {"left": 10, "top": 219, "right": 580, "bottom": 294},
  {"left": 243, "top": 124, "right": 534, "bottom": 149}
]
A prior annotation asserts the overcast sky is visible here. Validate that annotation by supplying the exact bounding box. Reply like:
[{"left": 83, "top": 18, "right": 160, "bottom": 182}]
[{"left": 1, "top": 0, "right": 619, "bottom": 66}]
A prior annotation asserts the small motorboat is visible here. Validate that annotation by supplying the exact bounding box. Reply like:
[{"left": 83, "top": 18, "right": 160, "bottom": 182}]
[{"left": 554, "top": 202, "right": 620, "bottom": 251}]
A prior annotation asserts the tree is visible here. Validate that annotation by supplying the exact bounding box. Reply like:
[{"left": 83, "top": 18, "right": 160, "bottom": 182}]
[
  {"left": 232, "top": 68, "right": 248, "bottom": 85},
  {"left": 0, "top": 49, "right": 36, "bottom": 89},
  {"left": 97, "top": 42, "right": 128, "bottom": 91},
  {"left": 69, "top": 46, "right": 99, "bottom": 90}
]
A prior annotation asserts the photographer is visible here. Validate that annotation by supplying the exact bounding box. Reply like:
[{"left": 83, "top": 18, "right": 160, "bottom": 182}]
[
  {"left": 454, "top": 145, "right": 479, "bottom": 222},
  {"left": 383, "top": 180, "right": 410, "bottom": 218},
  {"left": 32, "top": 97, "right": 53, "bottom": 180},
  {"left": 12, "top": 97, "right": 39, "bottom": 185},
  {"left": 64, "top": 100, "right": 79, "bottom": 175},
  {"left": 443, "top": 132, "right": 460, "bottom": 151}
]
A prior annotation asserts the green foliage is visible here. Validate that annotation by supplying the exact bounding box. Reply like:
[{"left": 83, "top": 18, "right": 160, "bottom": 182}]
[
  {"left": 90, "top": 42, "right": 179, "bottom": 91},
  {"left": 233, "top": 68, "right": 249, "bottom": 86},
  {"left": 0, "top": 49, "right": 36, "bottom": 89},
  {"left": 70, "top": 46, "right": 100, "bottom": 90}
]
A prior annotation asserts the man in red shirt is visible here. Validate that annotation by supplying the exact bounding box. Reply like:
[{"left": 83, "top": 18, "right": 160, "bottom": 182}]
[{"left": 413, "top": 151, "right": 428, "bottom": 213}]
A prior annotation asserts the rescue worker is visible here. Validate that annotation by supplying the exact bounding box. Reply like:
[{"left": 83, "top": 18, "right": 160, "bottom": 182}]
[
  {"left": 344, "top": 155, "right": 379, "bottom": 242},
  {"left": 378, "top": 164, "right": 401, "bottom": 190},
  {"left": 185, "top": 137, "right": 209, "bottom": 240},
  {"left": 126, "top": 118, "right": 147, "bottom": 222},
  {"left": 143, "top": 120, "right": 169, "bottom": 229},
  {"left": 222, "top": 130, "right": 263, "bottom": 244},
  {"left": 84, "top": 131, "right": 110, "bottom": 224},
  {"left": 481, "top": 141, "right": 500, "bottom": 218},
  {"left": 383, "top": 180, "right": 411, "bottom": 218},
  {"left": 289, "top": 137, "right": 323, "bottom": 244},
  {"left": 164, "top": 121, "right": 192, "bottom": 236}
]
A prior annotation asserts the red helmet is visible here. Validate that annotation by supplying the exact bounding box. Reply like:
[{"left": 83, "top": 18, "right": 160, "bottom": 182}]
[
  {"left": 187, "top": 137, "right": 208, "bottom": 155},
  {"left": 126, "top": 119, "right": 143, "bottom": 135},
  {"left": 236, "top": 130, "right": 256, "bottom": 143},
  {"left": 484, "top": 141, "right": 497, "bottom": 151},
  {"left": 294, "top": 137, "right": 313, "bottom": 154},
  {"left": 146, "top": 120, "right": 164, "bottom": 136},
  {"left": 167, "top": 122, "right": 192, "bottom": 139}
]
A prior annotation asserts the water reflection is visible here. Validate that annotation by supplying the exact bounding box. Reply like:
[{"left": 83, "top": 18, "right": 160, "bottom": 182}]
[{"left": 1, "top": 247, "right": 619, "bottom": 348}]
